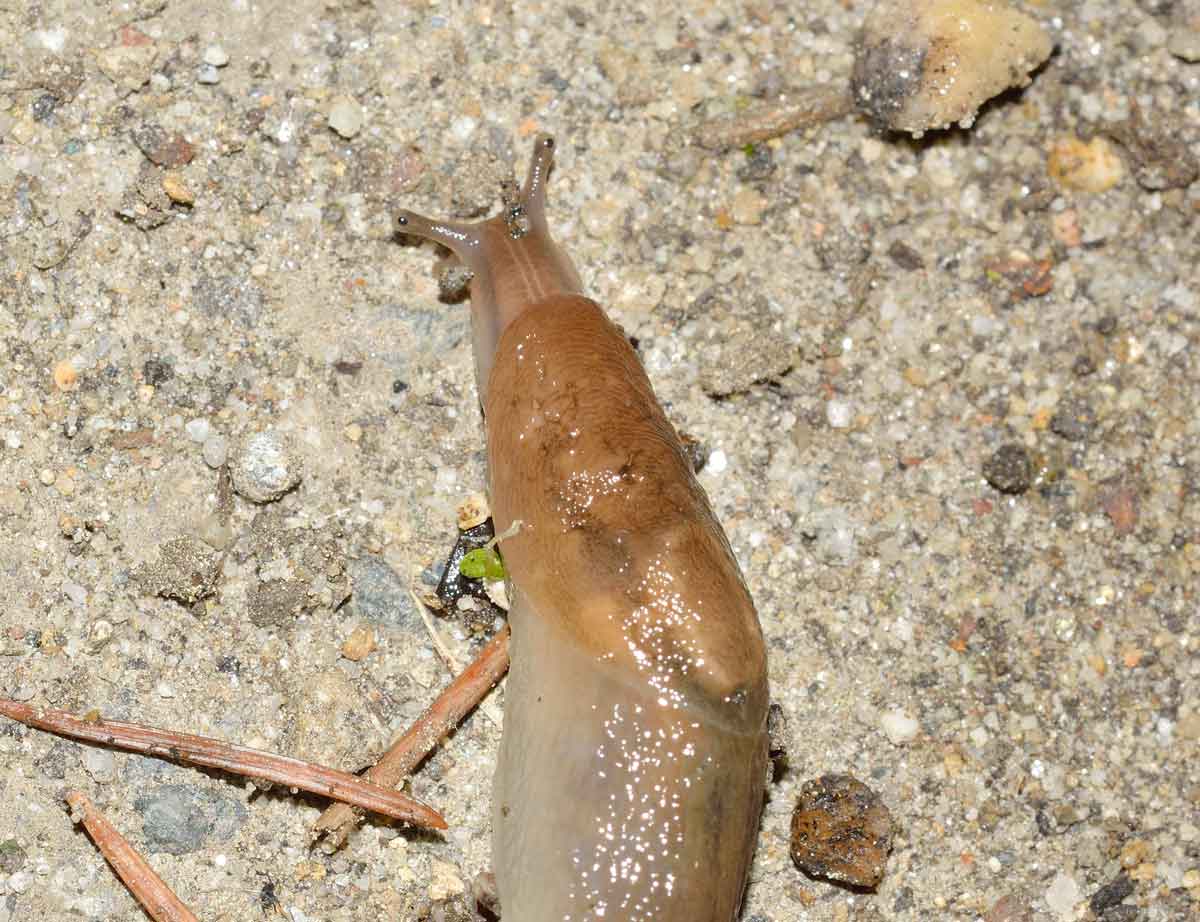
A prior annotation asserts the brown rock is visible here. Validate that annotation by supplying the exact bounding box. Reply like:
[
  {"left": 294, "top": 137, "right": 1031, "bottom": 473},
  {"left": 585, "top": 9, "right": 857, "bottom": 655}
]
[{"left": 790, "top": 774, "right": 894, "bottom": 889}]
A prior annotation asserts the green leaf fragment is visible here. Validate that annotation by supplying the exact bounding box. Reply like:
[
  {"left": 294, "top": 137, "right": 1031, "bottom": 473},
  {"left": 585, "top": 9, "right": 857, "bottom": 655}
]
[{"left": 459, "top": 548, "right": 506, "bottom": 580}]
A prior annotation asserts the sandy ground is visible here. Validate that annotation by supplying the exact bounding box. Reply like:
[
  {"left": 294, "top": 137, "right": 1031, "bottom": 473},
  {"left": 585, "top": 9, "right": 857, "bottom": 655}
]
[{"left": 1, "top": 0, "right": 1199, "bottom": 920}]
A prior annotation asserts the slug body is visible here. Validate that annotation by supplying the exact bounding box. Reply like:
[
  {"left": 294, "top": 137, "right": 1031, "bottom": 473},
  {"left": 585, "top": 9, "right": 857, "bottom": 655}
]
[{"left": 398, "top": 137, "right": 768, "bottom": 921}]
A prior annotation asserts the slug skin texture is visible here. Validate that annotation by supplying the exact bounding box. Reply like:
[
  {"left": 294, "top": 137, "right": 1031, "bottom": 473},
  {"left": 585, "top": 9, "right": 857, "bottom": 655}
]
[{"left": 397, "top": 136, "right": 768, "bottom": 922}]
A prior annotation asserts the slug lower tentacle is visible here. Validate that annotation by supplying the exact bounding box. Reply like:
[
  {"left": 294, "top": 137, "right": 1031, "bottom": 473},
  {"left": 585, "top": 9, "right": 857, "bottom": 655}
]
[{"left": 398, "top": 135, "right": 768, "bottom": 922}]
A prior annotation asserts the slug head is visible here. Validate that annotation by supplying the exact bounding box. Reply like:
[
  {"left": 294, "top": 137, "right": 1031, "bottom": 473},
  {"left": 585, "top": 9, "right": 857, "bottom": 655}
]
[{"left": 396, "top": 135, "right": 584, "bottom": 400}]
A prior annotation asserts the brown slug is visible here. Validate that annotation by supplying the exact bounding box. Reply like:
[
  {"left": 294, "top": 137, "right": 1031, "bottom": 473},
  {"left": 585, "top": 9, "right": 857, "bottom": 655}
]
[{"left": 397, "top": 135, "right": 768, "bottom": 922}]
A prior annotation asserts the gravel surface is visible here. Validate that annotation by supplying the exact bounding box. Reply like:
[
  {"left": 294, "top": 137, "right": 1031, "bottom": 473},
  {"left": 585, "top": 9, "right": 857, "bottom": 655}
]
[{"left": 2, "top": 1, "right": 1198, "bottom": 921}]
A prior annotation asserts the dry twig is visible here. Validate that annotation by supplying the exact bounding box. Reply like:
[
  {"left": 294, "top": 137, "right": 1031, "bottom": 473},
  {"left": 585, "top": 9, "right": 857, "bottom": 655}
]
[
  {"left": 0, "top": 699, "right": 446, "bottom": 829},
  {"left": 313, "top": 625, "right": 511, "bottom": 847},
  {"left": 65, "top": 790, "right": 199, "bottom": 922},
  {"left": 694, "top": 85, "right": 853, "bottom": 151}
]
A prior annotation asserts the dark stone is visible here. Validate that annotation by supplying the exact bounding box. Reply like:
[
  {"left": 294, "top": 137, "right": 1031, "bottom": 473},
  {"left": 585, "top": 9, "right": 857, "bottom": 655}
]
[
  {"left": 132, "top": 123, "right": 196, "bottom": 168},
  {"left": 348, "top": 555, "right": 421, "bottom": 630},
  {"left": 135, "top": 784, "right": 247, "bottom": 855},
  {"left": 983, "top": 444, "right": 1033, "bottom": 494},
  {"left": 888, "top": 240, "right": 925, "bottom": 270},
  {"left": 142, "top": 356, "right": 174, "bottom": 385},
  {"left": 1089, "top": 872, "right": 1134, "bottom": 913},
  {"left": 1050, "top": 398, "right": 1096, "bottom": 442},
  {"left": 31, "top": 93, "right": 58, "bottom": 122}
]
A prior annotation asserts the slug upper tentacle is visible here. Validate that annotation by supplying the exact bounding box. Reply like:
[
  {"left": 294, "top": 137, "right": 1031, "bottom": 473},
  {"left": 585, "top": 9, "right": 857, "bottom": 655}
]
[
  {"left": 399, "top": 136, "right": 768, "bottom": 922},
  {"left": 397, "top": 135, "right": 583, "bottom": 400}
]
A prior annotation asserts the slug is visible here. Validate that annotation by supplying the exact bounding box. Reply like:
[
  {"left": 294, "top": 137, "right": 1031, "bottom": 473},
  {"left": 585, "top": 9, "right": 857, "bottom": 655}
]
[{"left": 397, "top": 136, "right": 769, "bottom": 922}]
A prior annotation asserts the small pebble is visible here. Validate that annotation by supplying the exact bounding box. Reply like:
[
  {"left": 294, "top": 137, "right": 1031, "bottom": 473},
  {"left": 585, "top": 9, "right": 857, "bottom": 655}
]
[
  {"left": 880, "top": 708, "right": 920, "bottom": 744},
  {"left": 706, "top": 449, "right": 728, "bottom": 475},
  {"left": 62, "top": 581, "right": 87, "bottom": 605},
  {"left": 1089, "top": 872, "right": 1134, "bottom": 913},
  {"left": 162, "top": 172, "right": 195, "bottom": 205},
  {"left": 341, "top": 625, "right": 377, "bottom": 662},
  {"left": 53, "top": 359, "right": 77, "bottom": 390},
  {"left": 348, "top": 556, "right": 421, "bottom": 630},
  {"left": 790, "top": 774, "right": 894, "bottom": 888},
  {"left": 87, "top": 619, "right": 113, "bottom": 651},
  {"left": 229, "top": 430, "right": 303, "bottom": 503},
  {"left": 450, "top": 114, "right": 477, "bottom": 142},
  {"left": 95, "top": 43, "right": 159, "bottom": 93},
  {"left": 429, "top": 858, "right": 467, "bottom": 900},
  {"left": 328, "top": 95, "right": 363, "bottom": 138},
  {"left": 203, "top": 44, "right": 229, "bottom": 67},
  {"left": 134, "top": 785, "right": 247, "bottom": 855},
  {"left": 457, "top": 493, "right": 491, "bottom": 530},
  {"left": 983, "top": 444, "right": 1033, "bottom": 495},
  {"left": 39, "top": 469, "right": 56, "bottom": 486},
  {"left": 826, "top": 398, "right": 854, "bottom": 429},
  {"left": 82, "top": 747, "right": 117, "bottom": 783},
  {"left": 1047, "top": 136, "right": 1124, "bottom": 193},
  {"left": 185, "top": 418, "right": 211, "bottom": 443},
  {"left": 1044, "top": 871, "right": 1082, "bottom": 919},
  {"left": 202, "top": 434, "right": 229, "bottom": 469},
  {"left": 196, "top": 64, "right": 220, "bottom": 85},
  {"left": 1049, "top": 398, "right": 1095, "bottom": 442},
  {"left": 133, "top": 124, "right": 195, "bottom": 168},
  {"left": 6, "top": 870, "right": 32, "bottom": 894},
  {"left": 1168, "top": 5, "right": 1200, "bottom": 62}
]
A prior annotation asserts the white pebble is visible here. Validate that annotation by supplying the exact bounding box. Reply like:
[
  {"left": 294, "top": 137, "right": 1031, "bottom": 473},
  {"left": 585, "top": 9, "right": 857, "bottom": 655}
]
[
  {"left": 82, "top": 747, "right": 117, "bottom": 783},
  {"left": 6, "top": 870, "right": 32, "bottom": 894},
  {"left": 880, "top": 708, "right": 920, "bottom": 744},
  {"left": 33, "top": 28, "right": 67, "bottom": 53},
  {"left": 826, "top": 398, "right": 853, "bottom": 429},
  {"left": 202, "top": 434, "right": 229, "bottom": 469},
  {"left": 450, "top": 114, "right": 478, "bottom": 142},
  {"left": 185, "top": 418, "right": 211, "bottom": 443},
  {"left": 230, "top": 430, "right": 303, "bottom": 503},
  {"left": 196, "top": 64, "right": 220, "bottom": 85},
  {"left": 328, "top": 95, "right": 363, "bottom": 139},
  {"left": 707, "top": 449, "right": 728, "bottom": 474},
  {"left": 1044, "top": 871, "right": 1082, "bottom": 919},
  {"left": 203, "top": 44, "right": 229, "bottom": 67}
]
